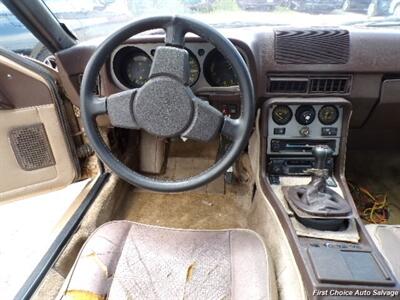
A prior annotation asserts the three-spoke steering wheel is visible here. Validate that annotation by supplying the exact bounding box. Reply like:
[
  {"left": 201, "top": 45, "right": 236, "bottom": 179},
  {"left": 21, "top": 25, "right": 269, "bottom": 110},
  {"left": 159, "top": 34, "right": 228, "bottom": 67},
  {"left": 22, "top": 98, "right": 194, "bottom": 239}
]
[{"left": 80, "top": 16, "right": 255, "bottom": 192}]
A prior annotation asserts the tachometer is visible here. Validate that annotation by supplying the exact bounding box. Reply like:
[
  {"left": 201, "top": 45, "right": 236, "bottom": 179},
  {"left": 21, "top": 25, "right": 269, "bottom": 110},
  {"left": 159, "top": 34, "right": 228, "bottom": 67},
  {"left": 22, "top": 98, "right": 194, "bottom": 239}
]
[
  {"left": 188, "top": 50, "right": 200, "bottom": 86},
  {"left": 204, "top": 48, "right": 238, "bottom": 87}
]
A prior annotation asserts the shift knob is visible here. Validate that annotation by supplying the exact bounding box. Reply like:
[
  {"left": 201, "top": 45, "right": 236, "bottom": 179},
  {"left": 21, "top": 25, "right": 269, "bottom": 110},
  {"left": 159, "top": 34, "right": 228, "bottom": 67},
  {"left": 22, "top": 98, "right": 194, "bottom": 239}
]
[{"left": 312, "top": 145, "right": 333, "bottom": 169}]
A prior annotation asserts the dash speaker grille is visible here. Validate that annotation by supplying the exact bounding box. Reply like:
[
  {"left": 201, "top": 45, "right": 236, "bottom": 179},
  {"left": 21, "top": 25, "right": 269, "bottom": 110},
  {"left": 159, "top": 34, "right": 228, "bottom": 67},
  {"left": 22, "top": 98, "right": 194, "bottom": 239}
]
[
  {"left": 275, "top": 29, "right": 350, "bottom": 64},
  {"left": 9, "top": 124, "right": 55, "bottom": 171}
]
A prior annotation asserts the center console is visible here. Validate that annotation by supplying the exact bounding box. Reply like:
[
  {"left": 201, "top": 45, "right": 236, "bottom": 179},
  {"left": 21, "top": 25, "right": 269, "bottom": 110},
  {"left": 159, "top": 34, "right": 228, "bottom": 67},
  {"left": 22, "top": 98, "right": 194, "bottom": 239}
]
[
  {"left": 266, "top": 101, "right": 342, "bottom": 181},
  {"left": 259, "top": 97, "right": 400, "bottom": 299}
]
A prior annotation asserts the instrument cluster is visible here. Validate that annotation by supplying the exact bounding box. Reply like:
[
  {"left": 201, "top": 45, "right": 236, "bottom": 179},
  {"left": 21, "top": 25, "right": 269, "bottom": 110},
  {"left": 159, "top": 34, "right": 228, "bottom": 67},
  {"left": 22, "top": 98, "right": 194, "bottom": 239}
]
[{"left": 111, "top": 42, "right": 243, "bottom": 91}]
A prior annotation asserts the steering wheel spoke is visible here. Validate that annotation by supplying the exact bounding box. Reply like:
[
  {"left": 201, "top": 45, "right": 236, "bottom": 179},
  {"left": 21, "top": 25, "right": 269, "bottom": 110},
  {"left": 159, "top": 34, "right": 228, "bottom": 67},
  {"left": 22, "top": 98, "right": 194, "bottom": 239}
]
[
  {"left": 106, "top": 89, "right": 140, "bottom": 129},
  {"left": 86, "top": 95, "right": 107, "bottom": 117},
  {"left": 221, "top": 117, "right": 241, "bottom": 141},
  {"left": 182, "top": 97, "right": 223, "bottom": 142},
  {"left": 149, "top": 46, "right": 190, "bottom": 85},
  {"left": 163, "top": 19, "right": 188, "bottom": 47}
]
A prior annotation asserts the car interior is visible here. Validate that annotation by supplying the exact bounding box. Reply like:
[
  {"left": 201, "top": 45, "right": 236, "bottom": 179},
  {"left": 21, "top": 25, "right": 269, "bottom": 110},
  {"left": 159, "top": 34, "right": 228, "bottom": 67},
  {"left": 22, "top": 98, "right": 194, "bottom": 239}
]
[{"left": 1, "top": 0, "right": 400, "bottom": 299}]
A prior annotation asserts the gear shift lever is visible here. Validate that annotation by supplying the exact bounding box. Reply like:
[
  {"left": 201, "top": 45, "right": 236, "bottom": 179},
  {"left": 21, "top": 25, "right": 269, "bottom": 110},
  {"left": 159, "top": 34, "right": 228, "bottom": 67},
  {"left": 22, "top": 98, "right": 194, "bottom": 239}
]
[
  {"left": 283, "top": 145, "right": 352, "bottom": 230},
  {"left": 312, "top": 145, "right": 333, "bottom": 170}
]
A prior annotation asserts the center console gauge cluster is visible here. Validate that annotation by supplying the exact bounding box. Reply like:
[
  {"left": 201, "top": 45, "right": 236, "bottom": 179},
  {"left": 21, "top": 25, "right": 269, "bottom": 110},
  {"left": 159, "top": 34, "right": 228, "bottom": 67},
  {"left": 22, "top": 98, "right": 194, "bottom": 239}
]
[
  {"left": 272, "top": 104, "right": 339, "bottom": 126},
  {"left": 267, "top": 103, "right": 343, "bottom": 156}
]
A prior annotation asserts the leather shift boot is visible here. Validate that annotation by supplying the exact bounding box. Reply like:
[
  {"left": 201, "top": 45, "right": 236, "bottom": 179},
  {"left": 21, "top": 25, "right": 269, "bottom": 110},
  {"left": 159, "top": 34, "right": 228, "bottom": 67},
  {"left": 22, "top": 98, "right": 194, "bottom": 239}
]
[{"left": 284, "top": 169, "right": 352, "bottom": 218}]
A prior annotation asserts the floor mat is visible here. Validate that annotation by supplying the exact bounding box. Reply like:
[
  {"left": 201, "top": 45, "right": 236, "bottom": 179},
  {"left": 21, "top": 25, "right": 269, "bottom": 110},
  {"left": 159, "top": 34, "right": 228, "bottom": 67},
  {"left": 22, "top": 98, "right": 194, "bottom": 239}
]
[
  {"left": 159, "top": 157, "right": 225, "bottom": 194},
  {"left": 114, "top": 190, "right": 249, "bottom": 229},
  {"left": 114, "top": 148, "right": 254, "bottom": 229},
  {"left": 346, "top": 150, "right": 400, "bottom": 224},
  {"left": 115, "top": 140, "right": 253, "bottom": 229}
]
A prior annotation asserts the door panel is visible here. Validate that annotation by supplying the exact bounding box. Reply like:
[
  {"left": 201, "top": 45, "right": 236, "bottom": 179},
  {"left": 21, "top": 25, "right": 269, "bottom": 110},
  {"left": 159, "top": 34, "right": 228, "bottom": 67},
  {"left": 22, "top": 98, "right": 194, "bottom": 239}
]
[{"left": 0, "top": 52, "right": 78, "bottom": 202}]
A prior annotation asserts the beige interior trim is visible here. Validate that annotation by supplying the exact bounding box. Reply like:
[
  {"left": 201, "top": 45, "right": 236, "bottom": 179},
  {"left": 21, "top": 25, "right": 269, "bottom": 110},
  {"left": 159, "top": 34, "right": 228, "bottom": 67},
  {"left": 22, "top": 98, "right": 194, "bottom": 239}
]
[
  {"left": 51, "top": 177, "right": 98, "bottom": 236},
  {"left": 139, "top": 131, "right": 166, "bottom": 174},
  {"left": 0, "top": 52, "right": 78, "bottom": 203},
  {"left": 0, "top": 55, "right": 48, "bottom": 86},
  {"left": 0, "top": 104, "right": 76, "bottom": 203},
  {"left": 248, "top": 109, "right": 307, "bottom": 300}
]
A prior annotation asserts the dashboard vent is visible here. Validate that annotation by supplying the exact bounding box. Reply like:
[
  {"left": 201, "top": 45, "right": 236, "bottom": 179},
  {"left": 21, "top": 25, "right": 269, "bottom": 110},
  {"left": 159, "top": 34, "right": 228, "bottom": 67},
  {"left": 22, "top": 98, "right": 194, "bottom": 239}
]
[
  {"left": 267, "top": 75, "right": 351, "bottom": 94},
  {"left": 309, "top": 77, "right": 349, "bottom": 94},
  {"left": 269, "top": 78, "right": 308, "bottom": 93},
  {"left": 274, "top": 29, "right": 350, "bottom": 64}
]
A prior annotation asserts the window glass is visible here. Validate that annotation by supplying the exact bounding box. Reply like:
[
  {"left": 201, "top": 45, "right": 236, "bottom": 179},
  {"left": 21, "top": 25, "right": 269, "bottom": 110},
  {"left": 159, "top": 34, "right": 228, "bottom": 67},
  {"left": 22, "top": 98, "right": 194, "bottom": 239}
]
[{"left": 0, "top": 2, "right": 50, "bottom": 60}]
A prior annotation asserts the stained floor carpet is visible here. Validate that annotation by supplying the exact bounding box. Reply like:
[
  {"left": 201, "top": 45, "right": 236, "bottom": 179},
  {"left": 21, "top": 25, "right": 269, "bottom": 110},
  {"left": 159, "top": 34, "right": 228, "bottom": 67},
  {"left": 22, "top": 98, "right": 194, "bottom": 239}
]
[
  {"left": 114, "top": 190, "right": 249, "bottom": 229},
  {"left": 346, "top": 150, "right": 400, "bottom": 224}
]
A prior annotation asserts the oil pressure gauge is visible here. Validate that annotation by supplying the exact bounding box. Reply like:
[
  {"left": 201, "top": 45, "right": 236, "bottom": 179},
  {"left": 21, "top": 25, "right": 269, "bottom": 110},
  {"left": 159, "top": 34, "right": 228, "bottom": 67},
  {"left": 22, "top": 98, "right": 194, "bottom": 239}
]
[
  {"left": 319, "top": 105, "right": 339, "bottom": 125},
  {"left": 272, "top": 105, "right": 292, "bottom": 125}
]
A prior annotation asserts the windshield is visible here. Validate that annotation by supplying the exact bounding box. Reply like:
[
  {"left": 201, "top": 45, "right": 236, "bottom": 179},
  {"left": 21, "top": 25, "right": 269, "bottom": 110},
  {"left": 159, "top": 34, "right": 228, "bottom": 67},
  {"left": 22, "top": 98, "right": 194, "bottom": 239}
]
[
  {"left": 33, "top": 0, "right": 400, "bottom": 41},
  {"left": 2, "top": 0, "right": 399, "bottom": 57}
]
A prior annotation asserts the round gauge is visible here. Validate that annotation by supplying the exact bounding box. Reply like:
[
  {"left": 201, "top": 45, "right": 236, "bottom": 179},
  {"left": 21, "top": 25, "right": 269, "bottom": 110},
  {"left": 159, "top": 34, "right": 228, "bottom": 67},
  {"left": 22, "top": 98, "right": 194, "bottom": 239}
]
[
  {"left": 272, "top": 105, "right": 292, "bottom": 125},
  {"left": 319, "top": 105, "right": 339, "bottom": 125},
  {"left": 203, "top": 48, "right": 238, "bottom": 87},
  {"left": 126, "top": 52, "right": 152, "bottom": 88},
  {"left": 295, "top": 105, "right": 316, "bottom": 125},
  {"left": 187, "top": 50, "right": 200, "bottom": 86},
  {"left": 112, "top": 46, "right": 152, "bottom": 89}
]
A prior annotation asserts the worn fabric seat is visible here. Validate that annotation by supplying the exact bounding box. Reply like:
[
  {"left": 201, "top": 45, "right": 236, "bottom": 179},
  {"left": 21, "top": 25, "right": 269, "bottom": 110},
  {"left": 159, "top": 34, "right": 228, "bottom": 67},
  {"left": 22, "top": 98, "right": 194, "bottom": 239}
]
[
  {"left": 59, "top": 221, "right": 276, "bottom": 300},
  {"left": 366, "top": 224, "right": 400, "bottom": 281}
]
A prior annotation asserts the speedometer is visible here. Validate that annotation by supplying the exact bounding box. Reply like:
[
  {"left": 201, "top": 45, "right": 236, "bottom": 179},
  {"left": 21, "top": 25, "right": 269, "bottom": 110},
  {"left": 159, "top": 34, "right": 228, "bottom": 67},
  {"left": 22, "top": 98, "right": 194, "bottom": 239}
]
[
  {"left": 204, "top": 48, "right": 238, "bottom": 87},
  {"left": 126, "top": 52, "right": 152, "bottom": 88},
  {"left": 112, "top": 46, "right": 152, "bottom": 89}
]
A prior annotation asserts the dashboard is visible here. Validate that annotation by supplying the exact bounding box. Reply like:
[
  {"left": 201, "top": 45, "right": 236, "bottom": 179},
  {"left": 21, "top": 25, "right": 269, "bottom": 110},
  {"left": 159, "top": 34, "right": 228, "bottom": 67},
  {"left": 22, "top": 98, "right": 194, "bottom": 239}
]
[{"left": 55, "top": 26, "right": 400, "bottom": 150}]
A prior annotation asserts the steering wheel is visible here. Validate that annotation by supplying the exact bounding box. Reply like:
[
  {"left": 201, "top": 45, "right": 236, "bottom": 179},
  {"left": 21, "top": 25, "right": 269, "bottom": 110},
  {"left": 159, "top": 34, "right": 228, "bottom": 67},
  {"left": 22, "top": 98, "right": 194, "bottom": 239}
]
[{"left": 80, "top": 16, "right": 255, "bottom": 192}]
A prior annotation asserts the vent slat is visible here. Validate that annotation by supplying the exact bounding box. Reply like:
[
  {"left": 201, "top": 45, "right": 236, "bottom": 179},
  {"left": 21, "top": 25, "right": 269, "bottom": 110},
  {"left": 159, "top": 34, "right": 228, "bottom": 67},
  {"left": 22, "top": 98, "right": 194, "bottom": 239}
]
[
  {"left": 268, "top": 76, "right": 350, "bottom": 94},
  {"left": 309, "top": 78, "right": 348, "bottom": 94},
  {"left": 269, "top": 79, "right": 308, "bottom": 93},
  {"left": 275, "top": 29, "right": 350, "bottom": 64}
]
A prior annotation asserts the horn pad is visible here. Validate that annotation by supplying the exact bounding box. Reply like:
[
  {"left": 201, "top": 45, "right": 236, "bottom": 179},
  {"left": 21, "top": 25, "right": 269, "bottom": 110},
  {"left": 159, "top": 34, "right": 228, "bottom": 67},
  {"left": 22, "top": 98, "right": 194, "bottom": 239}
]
[{"left": 133, "top": 77, "right": 194, "bottom": 137}]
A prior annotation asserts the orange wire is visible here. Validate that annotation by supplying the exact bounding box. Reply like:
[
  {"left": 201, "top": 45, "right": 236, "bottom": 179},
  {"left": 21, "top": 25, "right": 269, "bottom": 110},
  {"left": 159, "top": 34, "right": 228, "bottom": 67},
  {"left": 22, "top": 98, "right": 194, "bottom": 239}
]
[{"left": 351, "top": 182, "right": 388, "bottom": 224}]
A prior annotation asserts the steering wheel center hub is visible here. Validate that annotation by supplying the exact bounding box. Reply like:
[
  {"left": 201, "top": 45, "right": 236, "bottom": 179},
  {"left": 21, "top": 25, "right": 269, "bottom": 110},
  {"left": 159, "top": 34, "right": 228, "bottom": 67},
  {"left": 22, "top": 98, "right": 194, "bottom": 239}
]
[{"left": 133, "top": 77, "right": 193, "bottom": 137}]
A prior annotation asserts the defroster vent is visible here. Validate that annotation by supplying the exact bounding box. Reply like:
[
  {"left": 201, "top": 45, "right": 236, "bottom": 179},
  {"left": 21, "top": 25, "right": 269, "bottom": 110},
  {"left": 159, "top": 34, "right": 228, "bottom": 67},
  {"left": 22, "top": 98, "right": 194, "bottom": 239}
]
[{"left": 275, "top": 29, "right": 350, "bottom": 64}]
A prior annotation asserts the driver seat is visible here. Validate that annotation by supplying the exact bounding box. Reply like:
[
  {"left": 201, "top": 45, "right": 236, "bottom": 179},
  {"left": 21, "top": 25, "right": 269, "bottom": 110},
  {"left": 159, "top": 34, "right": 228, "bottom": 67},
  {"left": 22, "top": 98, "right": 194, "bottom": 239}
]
[{"left": 59, "top": 221, "right": 276, "bottom": 300}]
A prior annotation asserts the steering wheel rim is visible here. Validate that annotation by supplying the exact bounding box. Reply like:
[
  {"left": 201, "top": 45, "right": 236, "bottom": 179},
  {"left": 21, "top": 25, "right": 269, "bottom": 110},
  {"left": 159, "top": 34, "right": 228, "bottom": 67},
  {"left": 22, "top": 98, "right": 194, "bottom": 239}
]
[{"left": 80, "top": 15, "right": 255, "bottom": 192}]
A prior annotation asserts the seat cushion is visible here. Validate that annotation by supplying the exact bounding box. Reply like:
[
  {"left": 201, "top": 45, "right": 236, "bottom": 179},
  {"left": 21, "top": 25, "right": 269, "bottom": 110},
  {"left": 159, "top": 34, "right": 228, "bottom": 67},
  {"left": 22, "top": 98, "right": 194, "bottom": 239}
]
[
  {"left": 366, "top": 224, "right": 400, "bottom": 281},
  {"left": 60, "top": 221, "right": 276, "bottom": 300}
]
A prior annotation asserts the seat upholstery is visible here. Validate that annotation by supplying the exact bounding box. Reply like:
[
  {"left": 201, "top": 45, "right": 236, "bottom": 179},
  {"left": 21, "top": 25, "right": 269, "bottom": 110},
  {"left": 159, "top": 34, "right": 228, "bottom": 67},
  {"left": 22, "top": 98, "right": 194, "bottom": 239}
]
[
  {"left": 60, "top": 221, "right": 275, "bottom": 300},
  {"left": 366, "top": 224, "right": 400, "bottom": 281}
]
